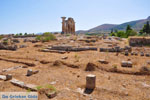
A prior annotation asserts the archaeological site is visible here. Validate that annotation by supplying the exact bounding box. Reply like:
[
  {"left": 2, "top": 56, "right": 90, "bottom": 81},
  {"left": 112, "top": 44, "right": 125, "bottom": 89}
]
[{"left": 0, "top": 0, "right": 150, "bottom": 100}]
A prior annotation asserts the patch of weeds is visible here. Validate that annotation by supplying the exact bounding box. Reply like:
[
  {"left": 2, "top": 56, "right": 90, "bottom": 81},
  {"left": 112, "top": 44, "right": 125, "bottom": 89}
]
[
  {"left": 74, "top": 54, "right": 80, "bottom": 62},
  {"left": 36, "top": 86, "right": 43, "bottom": 91},
  {"left": 27, "top": 89, "right": 31, "bottom": 92},
  {"left": 45, "top": 84, "right": 56, "bottom": 92},
  {"left": 112, "top": 64, "right": 118, "bottom": 72},
  {"left": 36, "top": 32, "right": 56, "bottom": 42}
]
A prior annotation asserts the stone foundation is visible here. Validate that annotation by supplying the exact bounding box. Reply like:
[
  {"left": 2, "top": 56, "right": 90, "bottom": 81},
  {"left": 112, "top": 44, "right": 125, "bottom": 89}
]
[{"left": 129, "top": 37, "right": 150, "bottom": 46}]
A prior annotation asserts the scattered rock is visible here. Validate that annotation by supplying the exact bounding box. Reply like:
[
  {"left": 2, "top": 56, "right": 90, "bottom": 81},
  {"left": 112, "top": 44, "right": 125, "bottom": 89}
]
[
  {"left": 45, "top": 91, "right": 57, "bottom": 99},
  {"left": 141, "top": 82, "right": 150, "bottom": 88},
  {"left": 134, "top": 52, "right": 138, "bottom": 56},
  {"left": 98, "top": 59, "right": 109, "bottom": 64},
  {"left": 34, "top": 44, "right": 43, "bottom": 47},
  {"left": 12, "top": 39, "right": 20, "bottom": 43},
  {"left": 108, "top": 44, "right": 113, "bottom": 47},
  {"left": 145, "top": 53, "right": 150, "bottom": 57},
  {"left": 33, "top": 70, "right": 39, "bottom": 74},
  {"left": 20, "top": 45, "right": 27, "bottom": 48},
  {"left": 124, "top": 50, "right": 129, "bottom": 56},
  {"left": 61, "top": 56, "right": 68, "bottom": 59},
  {"left": 5, "top": 74, "right": 12, "bottom": 81},
  {"left": 0, "top": 75, "right": 6, "bottom": 80},
  {"left": 53, "top": 60, "right": 62, "bottom": 66},
  {"left": 147, "top": 61, "right": 150, "bottom": 65},
  {"left": 131, "top": 52, "right": 134, "bottom": 55},
  {"left": 0, "top": 43, "right": 18, "bottom": 51},
  {"left": 26, "top": 69, "right": 39, "bottom": 76},
  {"left": 121, "top": 61, "right": 132, "bottom": 68},
  {"left": 124, "top": 46, "right": 132, "bottom": 52},
  {"left": 140, "top": 66, "right": 150, "bottom": 73},
  {"left": 50, "top": 81, "right": 57, "bottom": 85},
  {"left": 85, "top": 63, "right": 96, "bottom": 71},
  {"left": 140, "top": 52, "right": 144, "bottom": 56},
  {"left": 40, "top": 60, "right": 50, "bottom": 64},
  {"left": 26, "top": 69, "right": 33, "bottom": 76}
]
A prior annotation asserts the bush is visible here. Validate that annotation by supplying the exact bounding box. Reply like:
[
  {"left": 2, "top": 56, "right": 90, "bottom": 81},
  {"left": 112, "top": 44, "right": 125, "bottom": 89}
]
[
  {"left": 110, "top": 30, "right": 137, "bottom": 38},
  {"left": 116, "top": 31, "right": 127, "bottom": 38},
  {"left": 126, "top": 30, "right": 137, "bottom": 37},
  {"left": 109, "top": 32, "right": 116, "bottom": 36},
  {"left": 0, "top": 36, "right": 3, "bottom": 40},
  {"left": 36, "top": 32, "right": 56, "bottom": 42}
]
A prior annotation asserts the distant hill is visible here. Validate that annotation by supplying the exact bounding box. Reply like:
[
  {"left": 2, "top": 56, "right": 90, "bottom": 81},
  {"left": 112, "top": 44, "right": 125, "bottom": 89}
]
[
  {"left": 76, "top": 16, "right": 150, "bottom": 34},
  {"left": 88, "top": 24, "right": 117, "bottom": 32}
]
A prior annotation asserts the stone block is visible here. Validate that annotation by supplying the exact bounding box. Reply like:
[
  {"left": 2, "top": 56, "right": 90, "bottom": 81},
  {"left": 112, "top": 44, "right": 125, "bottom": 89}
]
[
  {"left": 121, "top": 61, "right": 132, "bottom": 68},
  {"left": 26, "top": 69, "right": 33, "bottom": 76},
  {"left": 140, "top": 52, "right": 144, "bottom": 56},
  {"left": 125, "top": 50, "right": 129, "bottom": 56},
  {"left": 5, "top": 74, "right": 12, "bottom": 81},
  {"left": 98, "top": 59, "right": 109, "bottom": 64},
  {"left": 146, "top": 53, "right": 150, "bottom": 57}
]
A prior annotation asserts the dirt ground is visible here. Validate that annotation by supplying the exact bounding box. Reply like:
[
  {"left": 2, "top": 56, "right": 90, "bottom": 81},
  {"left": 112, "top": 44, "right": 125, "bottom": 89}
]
[{"left": 0, "top": 35, "right": 150, "bottom": 100}]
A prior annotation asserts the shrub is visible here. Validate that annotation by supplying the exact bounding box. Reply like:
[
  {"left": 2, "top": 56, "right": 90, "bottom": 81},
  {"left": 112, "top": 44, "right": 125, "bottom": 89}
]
[
  {"left": 36, "top": 32, "right": 56, "bottom": 42},
  {"left": 36, "top": 35, "right": 42, "bottom": 41},
  {"left": 116, "top": 31, "right": 127, "bottom": 38},
  {"left": 109, "top": 32, "right": 116, "bottom": 36},
  {"left": 0, "top": 36, "right": 3, "bottom": 40},
  {"left": 45, "top": 84, "right": 56, "bottom": 92}
]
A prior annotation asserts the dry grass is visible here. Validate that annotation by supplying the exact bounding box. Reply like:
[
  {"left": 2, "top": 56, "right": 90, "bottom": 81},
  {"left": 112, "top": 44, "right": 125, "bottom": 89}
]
[{"left": 0, "top": 36, "right": 150, "bottom": 100}]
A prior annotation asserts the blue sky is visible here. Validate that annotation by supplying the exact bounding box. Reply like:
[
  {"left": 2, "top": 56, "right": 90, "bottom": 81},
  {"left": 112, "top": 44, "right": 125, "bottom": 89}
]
[{"left": 0, "top": 0, "right": 149, "bottom": 34}]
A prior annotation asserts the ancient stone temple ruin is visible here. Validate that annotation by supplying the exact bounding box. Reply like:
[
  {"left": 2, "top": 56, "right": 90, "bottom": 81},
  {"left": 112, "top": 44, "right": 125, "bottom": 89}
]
[{"left": 61, "top": 17, "right": 75, "bottom": 34}]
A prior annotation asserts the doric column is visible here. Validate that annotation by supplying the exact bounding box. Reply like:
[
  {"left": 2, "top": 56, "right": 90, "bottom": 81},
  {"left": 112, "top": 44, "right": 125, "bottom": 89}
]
[
  {"left": 65, "top": 20, "right": 68, "bottom": 34},
  {"left": 72, "top": 19, "right": 75, "bottom": 34},
  {"left": 61, "top": 17, "right": 66, "bottom": 34}
]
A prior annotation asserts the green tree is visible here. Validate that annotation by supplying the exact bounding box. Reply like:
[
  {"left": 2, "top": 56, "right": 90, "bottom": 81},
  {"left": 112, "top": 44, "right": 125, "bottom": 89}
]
[
  {"left": 125, "top": 25, "right": 137, "bottom": 37},
  {"left": 24, "top": 33, "right": 28, "bottom": 35},
  {"left": 16, "top": 33, "right": 19, "bottom": 36},
  {"left": 126, "top": 25, "right": 132, "bottom": 32},
  {"left": 19, "top": 33, "right": 22, "bottom": 36},
  {"left": 140, "top": 21, "right": 150, "bottom": 35},
  {"left": 114, "top": 29, "right": 118, "bottom": 33},
  {"left": 111, "top": 29, "right": 113, "bottom": 33},
  {"left": 146, "top": 21, "right": 150, "bottom": 34}
]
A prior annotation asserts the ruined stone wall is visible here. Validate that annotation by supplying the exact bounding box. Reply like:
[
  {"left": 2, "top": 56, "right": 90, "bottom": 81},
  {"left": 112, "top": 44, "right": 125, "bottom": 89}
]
[{"left": 129, "top": 37, "right": 150, "bottom": 46}]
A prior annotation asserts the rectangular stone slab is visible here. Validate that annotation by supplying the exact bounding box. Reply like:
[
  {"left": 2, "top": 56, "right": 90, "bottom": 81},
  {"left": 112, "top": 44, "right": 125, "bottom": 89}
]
[
  {"left": 2, "top": 66, "right": 22, "bottom": 72},
  {"left": 0, "top": 75, "right": 6, "bottom": 80},
  {"left": 10, "top": 79, "right": 37, "bottom": 91}
]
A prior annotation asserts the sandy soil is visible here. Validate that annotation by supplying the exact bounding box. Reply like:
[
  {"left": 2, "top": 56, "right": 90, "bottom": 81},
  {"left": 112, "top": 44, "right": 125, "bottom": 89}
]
[{"left": 0, "top": 35, "right": 150, "bottom": 100}]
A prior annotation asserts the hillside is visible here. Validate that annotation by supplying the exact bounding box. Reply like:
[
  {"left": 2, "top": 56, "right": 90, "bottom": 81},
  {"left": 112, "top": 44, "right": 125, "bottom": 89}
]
[
  {"left": 88, "top": 24, "right": 117, "bottom": 32},
  {"left": 77, "top": 16, "right": 150, "bottom": 34}
]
